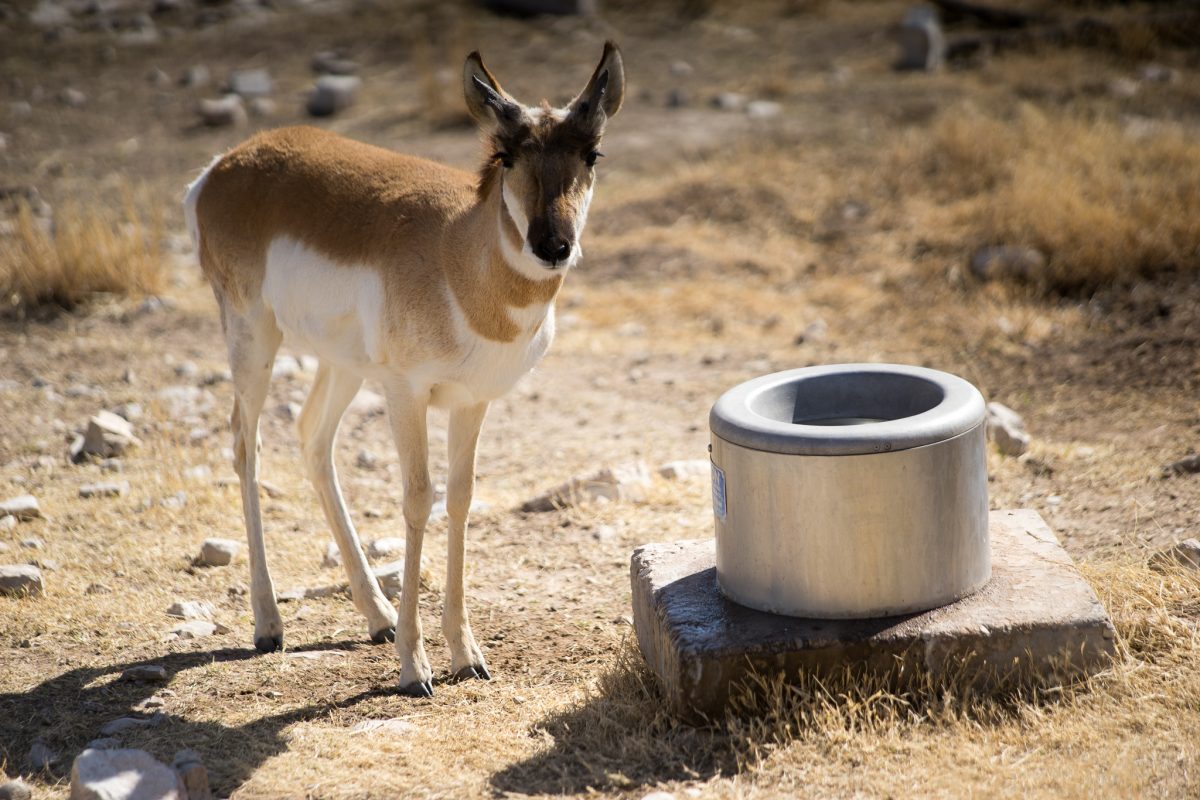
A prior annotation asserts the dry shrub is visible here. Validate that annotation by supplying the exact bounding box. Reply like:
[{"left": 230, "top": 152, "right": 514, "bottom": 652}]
[
  {"left": 905, "top": 104, "right": 1200, "bottom": 292},
  {"left": 0, "top": 191, "right": 164, "bottom": 315}
]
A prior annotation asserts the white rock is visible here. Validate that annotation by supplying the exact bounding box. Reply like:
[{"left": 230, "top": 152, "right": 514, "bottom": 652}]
[
  {"left": 196, "top": 538, "right": 239, "bottom": 567},
  {"left": 79, "top": 481, "right": 130, "bottom": 499},
  {"left": 197, "top": 95, "right": 246, "bottom": 128},
  {"left": 1150, "top": 538, "right": 1200, "bottom": 572},
  {"left": 20, "top": 537, "right": 43, "bottom": 550},
  {"left": 69, "top": 747, "right": 185, "bottom": 800},
  {"left": 641, "top": 793, "right": 677, "bottom": 800},
  {"left": 710, "top": 92, "right": 746, "bottom": 111},
  {"left": 658, "top": 459, "right": 710, "bottom": 481},
  {"left": 428, "top": 498, "right": 491, "bottom": 520},
  {"left": 97, "top": 713, "right": 165, "bottom": 736},
  {"left": 373, "top": 561, "right": 404, "bottom": 599},
  {"left": 169, "top": 620, "right": 227, "bottom": 640},
  {"left": 229, "top": 68, "right": 272, "bottom": 98},
  {"left": 356, "top": 449, "right": 379, "bottom": 470},
  {"left": 272, "top": 356, "right": 301, "bottom": 378},
  {"left": 348, "top": 718, "right": 417, "bottom": 735},
  {"left": 166, "top": 600, "right": 214, "bottom": 620},
  {"left": 183, "top": 465, "right": 212, "bottom": 483},
  {"left": 0, "top": 515, "right": 15, "bottom": 531},
  {"left": 522, "top": 461, "right": 652, "bottom": 511},
  {"left": 0, "top": 495, "right": 41, "bottom": 520},
  {"left": 322, "top": 541, "right": 341, "bottom": 568},
  {"left": 156, "top": 386, "right": 214, "bottom": 417},
  {"left": 307, "top": 74, "right": 362, "bottom": 117},
  {"left": 745, "top": 100, "right": 781, "bottom": 119},
  {"left": 0, "top": 565, "right": 44, "bottom": 597},
  {"left": 366, "top": 537, "right": 404, "bottom": 561},
  {"left": 276, "top": 584, "right": 346, "bottom": 602},
  {"left": 986, "top": 402, "right": 1030, "bottom": 457},
  {"left": 121, "top": 665, "right": 167, "bottom": 682}
]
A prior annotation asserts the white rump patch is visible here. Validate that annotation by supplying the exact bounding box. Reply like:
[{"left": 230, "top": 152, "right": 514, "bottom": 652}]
[{"left": 262, "top": 237, "right": 387, "bottom": 369}]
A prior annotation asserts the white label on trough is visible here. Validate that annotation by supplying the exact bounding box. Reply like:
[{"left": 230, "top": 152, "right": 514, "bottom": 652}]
[{"left": 711, "top": 461, "right": 727, "bottom": 520}]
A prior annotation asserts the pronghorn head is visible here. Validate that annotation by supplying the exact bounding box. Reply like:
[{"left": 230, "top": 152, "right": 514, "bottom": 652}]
[{"left": 464, "top": 42, "right": 624, "bottom": 273}]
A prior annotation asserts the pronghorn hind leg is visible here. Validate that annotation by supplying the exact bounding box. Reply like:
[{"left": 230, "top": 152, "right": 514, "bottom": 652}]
[
  {"left": 222, "top": 300, "right": 284, "bottom": 653},
  {"left": 298, "top": 363, "right": 398, "bottom": 643},
  {"left": 383, "top": 385, "right": 435, "bottom": 697},
  {"left": 444, "top": 402, "right": 490, "bottom": 682}
]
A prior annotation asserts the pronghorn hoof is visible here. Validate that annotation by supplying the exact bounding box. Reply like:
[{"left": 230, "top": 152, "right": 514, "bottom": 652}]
[
  {"left": 254, "top": 634, "right": 283, "bottom": 653},
  {"left": 399, "top": 679, "right": 434, "bottom": 698},
  {"left": 451, "top": 665, "right": 491, "bottom": 682},
  {"left": 370, "top": 626, "right": 396, "bottom": 644}
]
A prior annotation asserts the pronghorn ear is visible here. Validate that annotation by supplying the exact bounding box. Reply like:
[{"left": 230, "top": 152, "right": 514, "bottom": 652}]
[
  {"left": 569, "top": 41, "right": 625, "bottom": 129},
  {"left": 463, "top": 51, "right": 523, "bottom": 128}
]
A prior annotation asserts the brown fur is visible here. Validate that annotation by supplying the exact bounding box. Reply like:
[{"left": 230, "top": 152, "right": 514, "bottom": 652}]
[{"left": 195, "top": 125, "right": 561, "bottom": 346}]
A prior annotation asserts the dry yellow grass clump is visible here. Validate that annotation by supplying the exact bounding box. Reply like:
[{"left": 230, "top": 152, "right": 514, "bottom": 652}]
[
  {"left": 908, "top": 104, "right": 1200, "bottom": 292},
  {"left": 0, "top": 192, "right": 164, "bottom": 315}
]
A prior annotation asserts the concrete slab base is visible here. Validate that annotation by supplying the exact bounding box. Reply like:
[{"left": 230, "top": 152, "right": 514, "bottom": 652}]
[{"left": 631, "top": 509, "right": 1116, "bottom": 719}]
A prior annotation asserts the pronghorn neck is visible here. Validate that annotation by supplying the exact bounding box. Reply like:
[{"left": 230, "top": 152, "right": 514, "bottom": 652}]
[{"left": 444, "top": 176, "right": 562, "bottom": 344}]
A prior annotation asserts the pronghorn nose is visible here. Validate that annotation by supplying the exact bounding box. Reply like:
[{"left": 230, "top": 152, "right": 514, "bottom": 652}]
[{"left": 534, "top": 235, "right": 571, "bottom": 265}]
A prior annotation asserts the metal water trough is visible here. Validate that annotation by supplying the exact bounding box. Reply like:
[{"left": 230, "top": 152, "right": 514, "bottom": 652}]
[{"left": 708, "top": 363, "right": 990, "bottom": 619}]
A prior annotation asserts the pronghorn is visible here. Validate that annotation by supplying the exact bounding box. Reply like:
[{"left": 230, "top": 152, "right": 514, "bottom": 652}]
[{"left": 183, "top": 43, "right": 624, "bottom": 696}]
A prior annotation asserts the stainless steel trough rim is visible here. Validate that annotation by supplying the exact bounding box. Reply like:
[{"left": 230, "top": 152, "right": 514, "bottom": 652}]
[{"left": 709, "top": 363, "right": 986, "bottom": 456}]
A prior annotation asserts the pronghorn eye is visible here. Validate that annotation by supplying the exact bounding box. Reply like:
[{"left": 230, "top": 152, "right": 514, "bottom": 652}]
[
  {"left": 495, "top": 152, "right": 514, "bottom": 169},
  {"left": 585, "top": 150, "right": 603, "bottom": 168}
]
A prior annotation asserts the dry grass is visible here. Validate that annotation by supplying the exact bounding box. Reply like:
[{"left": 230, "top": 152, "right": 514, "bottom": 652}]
[
  {"left": 899, "top": 103, "right": 1200, "bottom": 292},
  {"left": 0, "top": 192, "right": 164, "bottom": 316}
]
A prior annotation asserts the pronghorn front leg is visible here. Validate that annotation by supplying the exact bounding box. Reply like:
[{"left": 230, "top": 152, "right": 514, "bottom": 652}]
[
  {"left": 444, "top": 402, "right": 490, "bottom": 681},
  {"left": 385, "top": 386, "right": 435, "bottom": 696}
]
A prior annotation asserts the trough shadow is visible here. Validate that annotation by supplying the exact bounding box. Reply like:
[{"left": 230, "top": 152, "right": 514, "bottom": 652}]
[{"left": 0, "top": 640, "right": 398, "bottom": 795}]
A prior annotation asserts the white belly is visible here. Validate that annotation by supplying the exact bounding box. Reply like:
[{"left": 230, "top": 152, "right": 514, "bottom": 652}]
[{"left": 261, "top": 237, "right": 387, "bottom": 373}]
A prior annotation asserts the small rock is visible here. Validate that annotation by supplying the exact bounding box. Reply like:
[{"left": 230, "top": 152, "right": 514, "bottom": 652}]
[
  {"left": 198, "top": 95, "right": 246, "bottom": 127},
  {"left": 895, "top": 5, "right": 945, "bottom": 71},
  {"left": 29, "top": 0, "right": 69, "bottom": 28},
  {"left": 79, "top": 481, "right": 130, "bottom": 499},
  {"left": 20, "top": 537, "right": 43, "bottom": 550},
  {"left": 0, "top": 515, "right": 15, "bottom": 531},
  {"left": 166, "top": 600, "right": 214, "bottom": 620},
  {"left": 521, "top": 461, "right": 651, "bottom": 512},
  {"left": 969, "top": 246, "right": 1046, "bottom": 282},
  {"left": 0, "top": 779, "right": 31, "bottom": 800},
  {"left": 121, "top": 664, "right": 168, "bottom": 682},
  {"left": 373, "top": 561, "right": 404, "bottom": 599},
  {"left": 169, "top": 620, "right": 227, "bottom": 640},
  {"left": 276, "top": 402, "right": 301, "bottom": 421},
  {"left": 665, "top": 88, "right": 688, "bottom": 108},
  {"left": 348, "top": 718, "right": 417, "bottom": 735},
  {"left": 311, "top": 50, "right": 358, "bottom": 75},
  {"left": 366, "top": 537, "right": 404, "bottom": 561},
  {"left": 284, "top": 649, "right": 347, "bottom": 660},
  {"left": 658, "top": 459, "right": 710, "bottom": 481},
  {"left": 1149, "top": 539, "right": 1200, "bottom": 573},
  {"left": 173, "top": 749, "right": 211, "bottom": 800},
  {"left": 591, "top": 524, "right": 617, "bottom": 542},
  {"left": 73, "top": 409, "right": 140, "bottom": 462},
  {"left": 27, "top": 739, "right": 57, "bottom": 770},
  {"left": 307, "top": 74, "right": 362, "bottom": 117},
  {"left": 147, "top": 67, "right": 171, "bottom": 87},
  {"left": 0, "top": 565, "right": 44, "bottom": 597},
  {"left": 356, "top": 449, "right": 379, "bottom": 470},
  {"left": 184, "top": 465, "right": 212, "bottom": 482},
  {"left": 641, "top": 793, "right": 676, "bottom": 800},
  {"left": 260, "top": 480, "right": 286, "bottom": 499},
  {"left": 710, "top": 92, "right": 746, "bottom": 111},
  {"left": 69, "top": 747, "right": 184, "bottom": 800},
  {"left": 157, "top": 385, "right": 215, "bottom": 417},
  {"left": 745, "top": 99, "right": 781, "bottom": 119},
  {"left": 1137, "top": 63, "right": 1179, "bottom": 84},
  {"left": 0, "top": 495, "right": 41, "bottom": 520},
  {"left": 84, "top": 739, "right": 121, "bottom": 751},
  {"left": 60, "top": 87, "right": 86, "bottom": 107},
  {"left": 1109, "top": 77, "right": 1140, "bottom": 98},
  {"left": 229, "top": 68, "right": 272, "bottom": 98},
  {"left": 248, "top": 97, "right": 276, "bottom": 117},
  {"left": 986, "top": 402, "right": 1030, "bottom": 457},
  {"left": 112, "top": 402, "right": 143, "bottom": 422},
  {"left": 276, "top": 584, "right": 346, "bottom": 601},
  {"left": 98, "top": 713, "right": 166, "bottom": 736},
  {"left": 181, "top": 64, "right": 210, "bottom": 87},
  {"left": 668, "top": 60, "right": 693, "bottom": 77},
  {"left": 160, "top": 492, "right": 187, "bottom": 510},
  {"left": 174, "top": 360, "right": 199, "bottom": 379},
  {"left": 322, "top": 541, "right": 341, "bottom": 568},
  {"left": 196, "top": 538, "right": 239, "bottom": 567},
  {"left": 1162, "top": 454, "right": 1200, "bottom": 477},
  {"left": 85, "top": 582, "right": 113, "bottom": 595}
]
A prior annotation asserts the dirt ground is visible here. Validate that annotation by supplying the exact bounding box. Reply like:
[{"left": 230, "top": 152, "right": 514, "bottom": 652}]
[{"left": 2, "top": 0, "right": 1199, "bottom": 797}]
